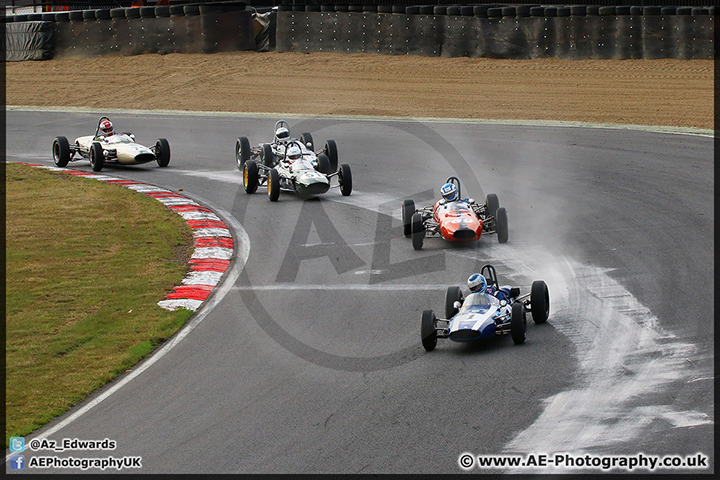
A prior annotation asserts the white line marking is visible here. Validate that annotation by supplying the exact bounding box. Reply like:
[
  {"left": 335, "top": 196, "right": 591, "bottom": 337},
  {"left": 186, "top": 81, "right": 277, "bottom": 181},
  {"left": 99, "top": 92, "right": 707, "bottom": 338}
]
[
  {"left": 233, "top": 284, "right": 446, "bottom": 291},
  {"left": 7, "top": 105, "right": 713, "bottom": 137},
  {"left": 5, "top": 200, "right": 250, "bottom": 457}
]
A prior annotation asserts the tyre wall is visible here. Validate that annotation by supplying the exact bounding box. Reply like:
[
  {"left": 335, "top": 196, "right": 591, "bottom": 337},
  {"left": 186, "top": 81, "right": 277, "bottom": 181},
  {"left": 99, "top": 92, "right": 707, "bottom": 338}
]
[
  {"left": 2, "top": 3, "right": 256, "bottom": 59},
  {"left": 1, "top": 21, "right": 55, "bottom": 61},
  {"left": 275, "top": 7, "right": 715, "bottom": 60}
]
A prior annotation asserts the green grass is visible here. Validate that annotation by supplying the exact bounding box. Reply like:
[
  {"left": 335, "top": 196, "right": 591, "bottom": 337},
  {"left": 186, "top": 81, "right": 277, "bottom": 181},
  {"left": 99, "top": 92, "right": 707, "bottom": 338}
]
[{"left": 5, "top": 163, "right": 196, "bottom": 447}]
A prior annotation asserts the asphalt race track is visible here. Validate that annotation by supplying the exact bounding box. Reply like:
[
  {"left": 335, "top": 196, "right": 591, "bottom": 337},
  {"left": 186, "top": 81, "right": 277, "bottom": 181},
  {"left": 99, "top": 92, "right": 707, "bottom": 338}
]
[{"left": 5, "top": 110, "right": 714, "bottom": 474}]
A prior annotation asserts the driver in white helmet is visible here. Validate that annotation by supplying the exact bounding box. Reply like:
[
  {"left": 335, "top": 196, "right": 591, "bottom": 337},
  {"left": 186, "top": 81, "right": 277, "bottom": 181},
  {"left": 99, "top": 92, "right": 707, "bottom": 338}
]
[
  {"left": 282, "top": 143, "right": 303, "bottom": 169},
  {"left": 274, "top": 126, "right": 290, "bottom": 145}
]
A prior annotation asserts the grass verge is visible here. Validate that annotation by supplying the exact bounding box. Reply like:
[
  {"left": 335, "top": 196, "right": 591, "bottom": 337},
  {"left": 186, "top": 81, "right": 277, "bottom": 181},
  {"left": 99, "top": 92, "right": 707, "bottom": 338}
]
[{"left": 5, "top": 163, "right": 195, "bottom": 447}]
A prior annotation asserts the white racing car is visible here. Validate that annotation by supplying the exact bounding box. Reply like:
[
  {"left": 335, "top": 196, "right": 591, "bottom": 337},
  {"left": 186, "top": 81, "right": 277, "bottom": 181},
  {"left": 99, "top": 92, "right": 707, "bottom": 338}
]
[
  {"left": 52, "top": 116, "right": 170, "bottom": 172},
  {"left": 236, "top": 120, "right": 352, "bottom": 201}
]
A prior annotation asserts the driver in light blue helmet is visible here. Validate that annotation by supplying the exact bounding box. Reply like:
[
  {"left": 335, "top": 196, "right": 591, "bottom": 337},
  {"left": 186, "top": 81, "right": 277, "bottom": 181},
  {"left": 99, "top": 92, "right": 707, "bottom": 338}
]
[
  {"left": 437, "top": 181, "right": 480, "bottom": 210},
  {"left": 467, "top": 273, "right": 511, "bottom": 303}
]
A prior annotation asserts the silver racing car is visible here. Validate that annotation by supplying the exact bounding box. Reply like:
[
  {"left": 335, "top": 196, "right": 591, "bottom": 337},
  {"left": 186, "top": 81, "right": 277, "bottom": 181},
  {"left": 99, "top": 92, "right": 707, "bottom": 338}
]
[
  {"left": 52, "top": 116, "right": 170, "bottom": 172},
  {"left": 237, "top": 120, "right": 352, "bottom": 201}
]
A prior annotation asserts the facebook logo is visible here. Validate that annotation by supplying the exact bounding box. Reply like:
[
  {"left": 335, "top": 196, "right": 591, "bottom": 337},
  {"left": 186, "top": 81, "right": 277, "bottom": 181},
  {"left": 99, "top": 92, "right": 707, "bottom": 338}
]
[{"left": 9, "top": 455, "right": 25, "bottom": 470}]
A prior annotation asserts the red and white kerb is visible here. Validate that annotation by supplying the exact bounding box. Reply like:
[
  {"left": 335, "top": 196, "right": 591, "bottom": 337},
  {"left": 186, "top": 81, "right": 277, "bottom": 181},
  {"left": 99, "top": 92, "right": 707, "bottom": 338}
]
[{"left": 21, "top": 164, "right": 234, "bottom": 312}]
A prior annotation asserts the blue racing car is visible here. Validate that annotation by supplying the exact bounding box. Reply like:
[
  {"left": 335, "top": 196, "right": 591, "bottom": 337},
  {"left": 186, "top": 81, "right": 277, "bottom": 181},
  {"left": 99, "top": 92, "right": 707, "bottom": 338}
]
[{"left": 421, "top": 264, "right": 549, "bottom": 351}]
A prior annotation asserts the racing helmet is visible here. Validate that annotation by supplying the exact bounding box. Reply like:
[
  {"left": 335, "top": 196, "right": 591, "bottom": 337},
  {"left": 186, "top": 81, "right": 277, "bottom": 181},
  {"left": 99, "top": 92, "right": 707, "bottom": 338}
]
[
  {"left": 100, "top": 120, "right": 114, "bottom": 136},
  {"left": 440, "top": 182, "right": 458, "bottom": 201},
  {"left": 467, "top": 273, "right": 487, "bottom": 293},
  {"left": 275, "top": 127, "right": 290, "bottom": 143},
  {"left": 286, "top": 144, "right": 302, "bottom": 161}
]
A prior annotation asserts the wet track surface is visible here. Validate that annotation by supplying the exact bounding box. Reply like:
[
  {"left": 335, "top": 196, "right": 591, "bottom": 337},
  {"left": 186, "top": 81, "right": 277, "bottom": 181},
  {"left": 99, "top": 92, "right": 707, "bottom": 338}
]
[{"left": 6, "top": 110, "right": 714, "bottom": 473}]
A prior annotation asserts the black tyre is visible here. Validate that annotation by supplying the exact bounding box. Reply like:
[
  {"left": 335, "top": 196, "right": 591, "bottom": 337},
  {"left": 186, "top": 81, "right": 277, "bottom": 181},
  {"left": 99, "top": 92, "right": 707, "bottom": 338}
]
[
  {"left": 530, "top": 280, "right": 550, "bottom": 324},
  {"left": 236, "top": 136, "right": 250, "bottom": 169},
  {"left": 421, "top": 309, "right": 437, "bottom": 352},
  {"left": 496, "top": 207, "right": 508, "bottom": 244},
  {"left": 316, "top": 154, "right": 331, "bottom": 174},
  {"left": 155, "top": 138, "right": 170, "bottom": 167},
  {"left": 445, "top": 286, "right": 464, "bottom": 319},
  {"left": 261, "top": 143, "right": 275, "bottom": 168},
  {"left": 325, "top": 139, "right": 338, "bottom": 172},
  {"left": 485, "top": 193, "right": 500, "bottom": 218},
  {"left": 411, "top": 213, "right": 425, "bottom": 250},
  {"left": 511, "top": 302, "right": 527, "bottom": 345},
  {"left": 243, "top": 160, "right": 259, "bottom": 194},
  {"left": 339, "top": 163, "right": 352, "bottom": 196},
  {"left": 90, "top": 142, "right": 104, "bottom": 172},
  {"left": 402, "top": 199, "right": 415, "bottom": 237},
  {"left": 300, "top": 132, "right": 314, "bottom": 149},
  {"left": 268, "top": 168, "right": 280, "bottom": 202},
  {"left": 52, "top": 136, "right": 71, "bottom": 167}
]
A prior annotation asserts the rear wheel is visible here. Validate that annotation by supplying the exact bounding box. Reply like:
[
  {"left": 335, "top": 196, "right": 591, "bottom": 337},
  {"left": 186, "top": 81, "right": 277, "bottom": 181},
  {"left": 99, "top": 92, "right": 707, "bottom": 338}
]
[
  {"left": 236, "top": 136, "right": 250, "bottom": 169},
  {"left": 261, "top": 143, "right": 275, "bottom": 168},
  {"left": 52, "top": 136, "right": 71, "bottom": 167},
  {"left": 300, "top": 132, "right": 314, "bottom": 149},
  {"left": 402, "top": 199, "right": 415, "bottom": 237},
  {"left": 243, "top": 160, "right": 259, "bottom": 194},
  {"left": 90, "top": 142, "right": 104, "bottom": 171},
  {"left": 325, "top": 139, "right": 338, "bottom": 172},
  {"left": 496, "top": 207, "right": 508, "bottom": 243},
  {"left": 530, "top": 280, "right": 550, "bottom": 324},
  {"left": 268, "top": 168, "right": 280, "bottom": 202},
  {"left": 511, "top": 303, "right": 527, "bottom": 345},
  {"left": 421, "top": 309, "right": 437, "bottom": 352},
  {"left": 316, "top": 154, "right": 331, "bottom": 174},
  {"left": 411, "top": 213, "right": 425, "bottom": 250},
  {"left": 445, "top": 286, "right": 464, "bottom": 319},
  {"left": 155, "top": 138, "right": 170, "bottom": 167},
  {"left": 338, "top": 163, "right": 352, "bottom": 196},
  {"left": 485, "top": 193, "right": 500, "bottom": 218}
]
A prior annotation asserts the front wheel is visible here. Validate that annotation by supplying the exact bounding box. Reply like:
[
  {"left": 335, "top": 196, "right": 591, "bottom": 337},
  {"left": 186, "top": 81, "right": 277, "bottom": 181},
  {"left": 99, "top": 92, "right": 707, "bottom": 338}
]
[
  {"left": 530, "top": 280, "right": 550, "bottom": 324},
  {"left": 52, "top": 136, "right": 71, "bottom": 167},
  {"left": 402, "top": 199, "right": 415, "bottom": 237},
  {"left": 496, "top": 207, "right": 508, "bottom": 244},
  {"left": 325, "top": 139, "right": 338, "bottom": 172},
  {"left": 511, "top": 302, "right": 526, "bottom": 345},
  {"left": 236, "top": 136, "right": 251, "bottom": 169},
  {"left": 421, "top": 309, "right": 437, "bottom": 352},
  {"left": 411, "top": 213, "right": 425, "bottom": 250},
  {"left": 316, "top": 154, "right": 331, "bottom": 175},
  {"left": 485, "top": 193, "right": 500, "bottom": 218},
  {"left": 300, "top": 132, "right": 314, "bottom": 149},
  {"left": 261, "top": 143, "right": 275, "bottom": 168},
  {"left": 90, "top": 142, "right": 104, "bottom": 172},
  {"left": 445, "top": 286, "right": 464, "bottom": 319},
  {"left": 156, "top": 138, "right": 170, "bottom": 167},
  {"left": 268, "top": 168, "right": 280, "bottom": 202},
  {"left": 243, "top": 160, "right": 259, "bottom": 194},
  {"left": 338, "top": 163, "right": 352, "bottom": 196}
]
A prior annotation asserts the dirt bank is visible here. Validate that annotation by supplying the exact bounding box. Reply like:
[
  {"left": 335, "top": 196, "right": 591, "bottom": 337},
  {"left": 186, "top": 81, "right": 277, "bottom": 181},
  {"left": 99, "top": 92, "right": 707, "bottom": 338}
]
[{"left": 5, "top": 52, "right": 714, "bottom": 130}]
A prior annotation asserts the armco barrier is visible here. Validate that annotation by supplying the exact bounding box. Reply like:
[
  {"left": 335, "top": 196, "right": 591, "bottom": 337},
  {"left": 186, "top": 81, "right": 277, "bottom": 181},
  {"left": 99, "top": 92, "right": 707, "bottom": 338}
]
[{"left": 275, "top": 7, "right": 714, "bottom": 59}]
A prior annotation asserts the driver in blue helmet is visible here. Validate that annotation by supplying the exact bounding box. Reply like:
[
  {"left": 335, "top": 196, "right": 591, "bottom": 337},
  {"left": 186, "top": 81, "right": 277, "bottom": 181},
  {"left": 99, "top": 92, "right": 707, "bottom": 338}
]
[
  {"left": 437, "top": 182, "right": 480, "bottom": 210},
  {"left": 467, "top": 273, "right": 511, "bottom": 303}
]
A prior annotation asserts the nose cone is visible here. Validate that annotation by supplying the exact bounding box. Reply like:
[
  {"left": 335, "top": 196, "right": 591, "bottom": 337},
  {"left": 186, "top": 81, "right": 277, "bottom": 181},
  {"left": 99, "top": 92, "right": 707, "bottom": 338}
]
[
  {"left": 133, "top": 152, "right": 156, "bottom": 164},
  {"left": 453, "top": 228, "right": 477, "bottom": 240},
  {"left": 296, "top": 174, "right": 330, "bottom": 196}
]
